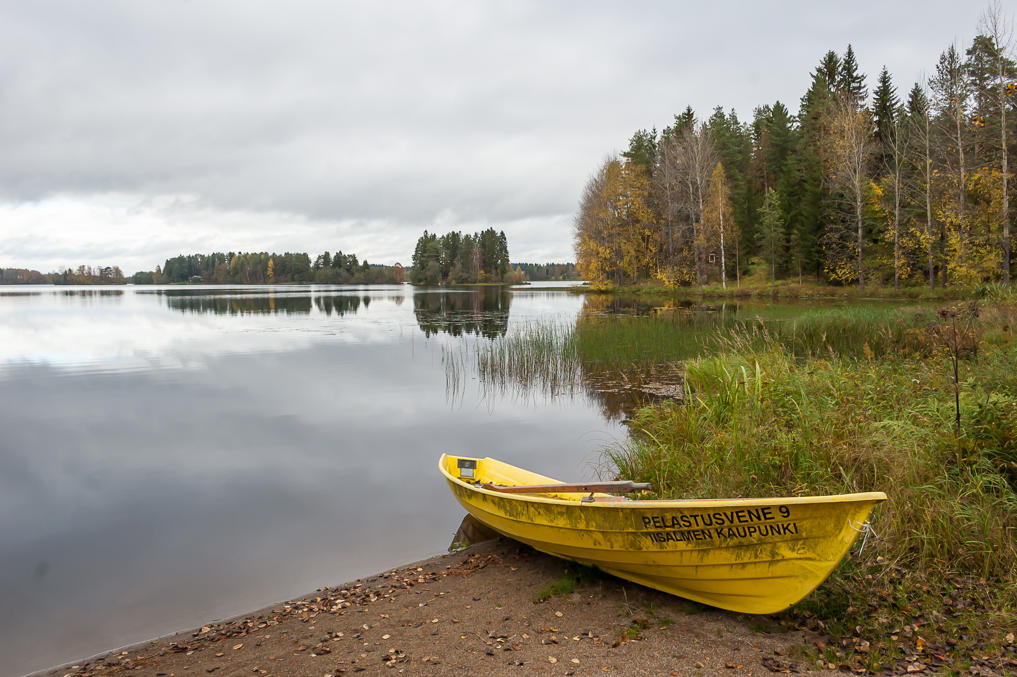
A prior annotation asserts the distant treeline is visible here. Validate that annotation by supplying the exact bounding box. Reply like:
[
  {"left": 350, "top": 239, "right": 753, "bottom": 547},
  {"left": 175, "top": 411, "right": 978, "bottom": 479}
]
[
  {"left": 2, "top": 253, "right": 579, "bottom": 286},
  {"left": 410, "top": 228, "right": 511, "bottom": 285},
  {"left": 511, "top": 262, "right": 580, "bottom": 281},
  {"left": 0, "top": 265, "right": 125, "bottom": 285},
  {"left": 131, "top": 251, "right": 405, "bottom": 285}
]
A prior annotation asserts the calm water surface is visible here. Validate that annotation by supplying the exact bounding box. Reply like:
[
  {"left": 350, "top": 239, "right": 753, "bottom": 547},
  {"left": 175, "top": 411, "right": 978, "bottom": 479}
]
[{"left": 0, "top": 284, "right": 622, "bottom": 677}]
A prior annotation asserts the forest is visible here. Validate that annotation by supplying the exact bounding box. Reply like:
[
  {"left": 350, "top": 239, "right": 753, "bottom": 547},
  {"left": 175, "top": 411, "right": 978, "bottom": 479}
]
[
  {"left": 410, "top": 228, "right": 511, "bottom": 284},
  {"left": 131, "top": 250, "right": 405, "bottom": 285},
  {"left": 511, "top": 262, "right": 581, "bottom": 281},
  {"left": 575, "top": 7, "right": 1017, "bottom": 291}
]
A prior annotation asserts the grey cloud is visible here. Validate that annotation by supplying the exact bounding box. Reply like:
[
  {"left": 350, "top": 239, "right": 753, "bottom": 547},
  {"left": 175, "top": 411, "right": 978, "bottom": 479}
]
[{"left": 0, "top": 1, "right": 992, "bottom": 267}]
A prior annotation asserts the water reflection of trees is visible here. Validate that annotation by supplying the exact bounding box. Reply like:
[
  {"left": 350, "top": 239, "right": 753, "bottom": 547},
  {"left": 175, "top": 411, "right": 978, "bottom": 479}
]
[
  {"left": 58, "top": 289, "right": 125, "bottom": 297},
  {"left": 414, "top": 288, "right": 510, "bottom": 339},
  {"left": 315, "top": 295, "right": 365, "bottom": 317},
  {"left": 447, "top": 294, "right": 742, "bottom": 421},
  {"left": 575, "top": 296, "right": 740, "bottom": 420},
  {"left": 165, "top": 293, "right": 370, "bottom": 316}
]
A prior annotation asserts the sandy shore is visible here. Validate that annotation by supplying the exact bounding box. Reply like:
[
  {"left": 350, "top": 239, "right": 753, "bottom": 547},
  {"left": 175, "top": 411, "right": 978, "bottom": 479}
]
[{"left": 38, "top": 538, "right": 843, "bottom": 677}]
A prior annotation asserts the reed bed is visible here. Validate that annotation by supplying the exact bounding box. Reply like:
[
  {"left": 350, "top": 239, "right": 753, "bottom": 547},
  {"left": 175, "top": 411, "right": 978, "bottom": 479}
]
[
  {"left": 574, "top": 304, "right": 940, "bottom": 367},
  {"left": 444, "top": 321, "right": 582, "bottom": 398}
]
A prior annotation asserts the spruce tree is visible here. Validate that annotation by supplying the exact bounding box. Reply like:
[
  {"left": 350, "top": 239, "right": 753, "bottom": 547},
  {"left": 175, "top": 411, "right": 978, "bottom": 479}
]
[
  {"left": 793, "top": 72, "right": 836, "bottom": 279},
  {"left": 871, "top": 66, "right": 900, "bottom": 173},
  {"left": 622, "top": 128, "right": 658, "bottom": 171},
  {"left": 817, "top": 51, "right": 840, "bottom": 88},
  {"left": 837, "top": 44, "right": 868, "bottom": 104}
]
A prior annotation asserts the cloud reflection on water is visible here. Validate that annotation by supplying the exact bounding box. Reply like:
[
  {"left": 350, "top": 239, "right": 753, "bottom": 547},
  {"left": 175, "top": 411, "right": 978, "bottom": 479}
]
[{"left": 0, "top": 284, "right": 617, "bottom": 676}]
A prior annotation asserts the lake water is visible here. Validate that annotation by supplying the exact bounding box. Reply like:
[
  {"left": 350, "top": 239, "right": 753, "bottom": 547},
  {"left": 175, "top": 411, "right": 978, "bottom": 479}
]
[{"left": 0, "top": 284, "right": 624, "bottom": 677}]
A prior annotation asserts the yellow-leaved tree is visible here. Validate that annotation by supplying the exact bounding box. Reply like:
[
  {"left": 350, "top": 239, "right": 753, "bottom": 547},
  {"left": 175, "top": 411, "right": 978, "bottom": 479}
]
[
  {"left": 575, "top": 158, "right": 624, "bottom": 290},
  {"left": 616, "top": 162, "right": 659, "bottom": 284}
]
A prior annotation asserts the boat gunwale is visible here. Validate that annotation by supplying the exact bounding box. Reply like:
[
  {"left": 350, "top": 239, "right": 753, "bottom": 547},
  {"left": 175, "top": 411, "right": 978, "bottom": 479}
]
[{"left": 439, "top": 454, "right": 888, "bottom": 509}]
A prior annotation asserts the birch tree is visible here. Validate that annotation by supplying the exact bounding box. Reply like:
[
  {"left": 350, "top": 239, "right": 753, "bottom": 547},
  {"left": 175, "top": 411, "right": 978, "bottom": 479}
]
[
  {"left": 702, "top": 162, "right": 735, "bottom": 289},
  {"left": 828, "top": 96, "right": 874, "bottom": 286},
  {"left": 676, "top": 125, "right": 717, "bottom": 285}
]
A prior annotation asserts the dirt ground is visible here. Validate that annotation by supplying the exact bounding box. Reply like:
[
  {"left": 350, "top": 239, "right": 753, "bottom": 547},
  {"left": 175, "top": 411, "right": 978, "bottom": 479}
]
[{"left": 40, "top": 538, "right": 843, "bottom": 677}]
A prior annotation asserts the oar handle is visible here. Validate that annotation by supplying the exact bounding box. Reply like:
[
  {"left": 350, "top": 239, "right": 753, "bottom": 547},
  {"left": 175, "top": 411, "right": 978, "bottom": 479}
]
[{"left": 483, "top": 481, "right": 652, "bottom": 494}]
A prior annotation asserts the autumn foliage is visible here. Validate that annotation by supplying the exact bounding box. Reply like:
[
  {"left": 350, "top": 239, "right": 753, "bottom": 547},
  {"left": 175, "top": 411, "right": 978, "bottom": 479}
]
[{"left": 575, "top": 15, "right": 1017, "bottom": 290}]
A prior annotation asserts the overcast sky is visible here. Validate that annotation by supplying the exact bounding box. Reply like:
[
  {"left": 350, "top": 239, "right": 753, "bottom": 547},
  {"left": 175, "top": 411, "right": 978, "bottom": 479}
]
[{"left": 0, "top": 1, "right": 997, "bottom": 273}]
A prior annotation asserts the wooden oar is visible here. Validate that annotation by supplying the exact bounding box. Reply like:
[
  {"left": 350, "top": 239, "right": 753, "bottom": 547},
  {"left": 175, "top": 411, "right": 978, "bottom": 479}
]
[{"left": 482, "top": 481, "right": 651, "bottom": 494}]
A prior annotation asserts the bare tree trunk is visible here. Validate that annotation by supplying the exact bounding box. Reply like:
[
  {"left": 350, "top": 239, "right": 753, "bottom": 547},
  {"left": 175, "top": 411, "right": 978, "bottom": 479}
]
[
  {"left": 678, "top": 125, "right": 717, "bottom": 287},
  {"left": 696, "top": 185, "right": 705, "bottom": 285},
  {"left": 735, "top": 230, "right": 741, "bottom": 289},
  {"left": 894, "top": 174, "right": 900, "bottom": 290},
  {"left": 925, "top": 130, "right": 935, "bottom": 290},
  {"left": 686, "top": 175, "right": 702, "bottom": 285},
  {"left": 831, "top": 97, "right": 872, "bottom": 288},
  {"left": 955, "top": 106, "right": 967, "bottom": 224},
  {"left": 856, "top": 178, "right": 864, "bottom": 288},
  {"left": 719, "top": 196, "right": 727, "bottom": 290},
  {"left": 1004, "top": 84, "right": 1011, "bottom": 284},
  {"left": 982, "top": 2, "right": 1013, "bottom": 283},
  {"left": 891, "top": 119, "right": 903, "bottom": 290}
]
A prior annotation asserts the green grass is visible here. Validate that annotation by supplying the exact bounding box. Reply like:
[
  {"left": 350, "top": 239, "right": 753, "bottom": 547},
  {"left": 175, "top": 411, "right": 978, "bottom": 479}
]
[
  {"left": 574, "top": 303, "right": 942, "bottom": 368},
  {"left": 601, "top": 299, "right": 1017, "bottom": 669}
]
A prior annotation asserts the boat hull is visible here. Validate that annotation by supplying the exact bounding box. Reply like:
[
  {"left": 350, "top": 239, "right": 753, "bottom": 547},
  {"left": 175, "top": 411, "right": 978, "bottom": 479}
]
[{"left": 440, "top": 454, "right": 886, "bottom": 614}]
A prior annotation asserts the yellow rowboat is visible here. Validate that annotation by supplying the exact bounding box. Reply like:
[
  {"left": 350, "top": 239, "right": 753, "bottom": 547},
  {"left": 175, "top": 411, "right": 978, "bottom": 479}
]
[{"left": 440, "top": 454, "right": 887, "bottom": 614}]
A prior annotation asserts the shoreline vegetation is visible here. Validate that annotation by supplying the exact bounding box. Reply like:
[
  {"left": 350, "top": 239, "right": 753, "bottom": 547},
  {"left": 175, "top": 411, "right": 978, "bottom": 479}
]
[
  {"left": 570, "top": 275, "right": 998, "bottom": 301},
  {"left": 450, "top": 290, "right": 1017, "bottom": 672}
]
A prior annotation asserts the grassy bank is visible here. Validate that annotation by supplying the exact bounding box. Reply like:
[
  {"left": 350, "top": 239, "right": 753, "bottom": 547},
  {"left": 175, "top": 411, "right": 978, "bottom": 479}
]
[
  {"left": 459, "top": 292, "right": 1017, "bottom": 671},
  {"left": 571, "top": 274, "right": 1005, "bottom": 302},
  {"left": 601, "top": 296, "right": 1017, "bottom": 672}
]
